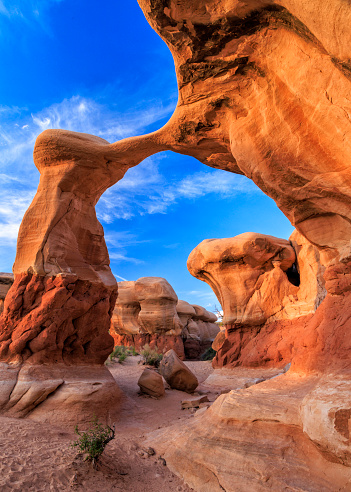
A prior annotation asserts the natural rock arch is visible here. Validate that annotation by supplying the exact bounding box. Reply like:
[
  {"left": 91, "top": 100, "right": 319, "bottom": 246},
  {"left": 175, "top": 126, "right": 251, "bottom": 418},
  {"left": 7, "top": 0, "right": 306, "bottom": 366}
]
[{"left": 0, "top": 1, "right": 350, "bottom": 486}]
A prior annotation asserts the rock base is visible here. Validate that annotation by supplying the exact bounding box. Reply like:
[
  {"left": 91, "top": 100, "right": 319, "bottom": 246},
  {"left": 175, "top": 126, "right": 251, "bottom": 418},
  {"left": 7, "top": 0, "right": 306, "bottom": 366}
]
[
  {"left": 111, "top": 333, "right": 185, "bottom": 360},
  {"left": 145, "top": 370, "right": 351, "bottom": 491},
  {"left": 0, "top": 362, "right": 123, "bottom": 427}
]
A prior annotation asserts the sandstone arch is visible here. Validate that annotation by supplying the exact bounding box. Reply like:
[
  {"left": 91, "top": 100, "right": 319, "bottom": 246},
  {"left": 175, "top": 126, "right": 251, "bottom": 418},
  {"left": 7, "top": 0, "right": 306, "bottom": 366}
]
[{"left": 0, "top": 1, "right": 350, "bottom": 487}]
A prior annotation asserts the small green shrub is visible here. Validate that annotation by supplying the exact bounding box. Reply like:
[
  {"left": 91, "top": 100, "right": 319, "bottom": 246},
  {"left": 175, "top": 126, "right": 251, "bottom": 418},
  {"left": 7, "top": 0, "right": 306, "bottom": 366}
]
[
  {"left": 108, "top": 345, "right": 138, "bottom": 363},
  {"left": 140, "top": 344, "right": 163, "bottom": 367},
  {"left": 71, "top": 415, "right": 115, "bottom": 465},
  {"left": 200, "top": 347, "right": 216, "bottom": 361}
]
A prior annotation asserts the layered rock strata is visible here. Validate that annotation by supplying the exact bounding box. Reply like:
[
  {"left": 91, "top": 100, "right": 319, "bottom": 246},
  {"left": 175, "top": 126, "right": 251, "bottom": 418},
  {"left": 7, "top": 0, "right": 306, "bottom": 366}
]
[
  {"left": 188, "top": 230, "right": 325, "bottom": 368},
  {"left": 1, "top": 0, "right": 350, "bottom": 484},
  {"left": 110, "top": 278, "right": 219, "bottom": 359}
]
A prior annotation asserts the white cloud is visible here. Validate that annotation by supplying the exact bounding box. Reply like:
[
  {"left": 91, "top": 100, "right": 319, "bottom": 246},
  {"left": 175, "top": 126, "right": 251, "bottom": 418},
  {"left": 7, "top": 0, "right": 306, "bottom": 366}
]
[
  {"left": 109, "top": 253, "right": 144, "bottom": 265},
  {"left": 96, "top": 161, "right": 257, "bottom": 222},
  {"left": 114, "top": 274, "right": 128, "bottom": 282},
  {"left": 0, "top": 190, "right": 35, "bottom": 244}
]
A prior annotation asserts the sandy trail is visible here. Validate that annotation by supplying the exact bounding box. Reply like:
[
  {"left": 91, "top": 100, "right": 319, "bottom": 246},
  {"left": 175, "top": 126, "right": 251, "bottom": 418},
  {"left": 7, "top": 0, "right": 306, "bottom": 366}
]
[{"left": 0, "top": 356, "right": 216, "bottom": 491}]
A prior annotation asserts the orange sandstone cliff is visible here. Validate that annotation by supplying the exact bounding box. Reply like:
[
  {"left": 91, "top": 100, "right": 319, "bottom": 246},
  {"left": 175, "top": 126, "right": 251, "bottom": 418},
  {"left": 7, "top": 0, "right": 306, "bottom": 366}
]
[{"left": 0, "top": 0, "right": 350, "bottom": 488}]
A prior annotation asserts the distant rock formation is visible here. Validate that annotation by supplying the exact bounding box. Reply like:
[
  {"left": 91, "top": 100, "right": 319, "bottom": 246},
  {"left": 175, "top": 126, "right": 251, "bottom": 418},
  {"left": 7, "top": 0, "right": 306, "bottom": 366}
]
[
  {"left": 110, "top": 277, "right": 220, "bottom": 359},
  {"left": 0, "top": 273, "right": 13, "bottom": 315}
]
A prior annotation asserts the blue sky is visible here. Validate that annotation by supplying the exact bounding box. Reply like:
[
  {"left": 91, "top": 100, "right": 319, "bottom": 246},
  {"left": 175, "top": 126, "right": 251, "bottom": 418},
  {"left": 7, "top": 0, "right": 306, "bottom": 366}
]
[{"left": 0, "top": 0, "right": 294, "bottom": 311}]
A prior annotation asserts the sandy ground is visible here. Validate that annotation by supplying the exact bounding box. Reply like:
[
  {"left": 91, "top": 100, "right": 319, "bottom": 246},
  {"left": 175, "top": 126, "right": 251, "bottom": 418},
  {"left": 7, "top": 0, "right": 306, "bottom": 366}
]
[{"left": 0, "top": 356, "right": 218, "bottom": 491}]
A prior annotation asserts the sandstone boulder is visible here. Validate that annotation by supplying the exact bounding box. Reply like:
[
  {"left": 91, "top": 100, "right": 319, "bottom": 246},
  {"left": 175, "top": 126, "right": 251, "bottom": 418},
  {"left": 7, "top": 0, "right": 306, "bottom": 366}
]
[
  {"left": 138, "top": 368, "right": 165, "bottom": 398},
  {"left": 159, "top": 350, "right": 198, "bottom": 393}
]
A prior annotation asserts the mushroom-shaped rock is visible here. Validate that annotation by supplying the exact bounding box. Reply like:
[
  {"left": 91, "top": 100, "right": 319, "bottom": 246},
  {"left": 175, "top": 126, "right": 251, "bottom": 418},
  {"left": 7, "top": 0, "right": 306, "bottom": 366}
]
[
  {"left": 159, "top": 349, "right": 198, "bottom": 393},
  {"left": 135, "top": 277, "right": 183, "bottom": 336},
  {"left": 111, "top": 281, "right": 140, "bottom": 335},
  {"left": 176, "top": 300, "right": 196, "bottom": 326},
  {"left": 138, "top": 368, "right": 165, "bottom": 398},
  {"left": 188, "top": 233, "right": 298, "bottom": 326}
]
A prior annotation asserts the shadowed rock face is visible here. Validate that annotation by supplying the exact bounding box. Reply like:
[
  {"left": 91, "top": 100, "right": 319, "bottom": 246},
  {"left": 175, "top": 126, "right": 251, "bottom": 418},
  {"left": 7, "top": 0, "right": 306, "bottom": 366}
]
[{"left": 0, "top": 273, "right": 13, "bottom": 315}]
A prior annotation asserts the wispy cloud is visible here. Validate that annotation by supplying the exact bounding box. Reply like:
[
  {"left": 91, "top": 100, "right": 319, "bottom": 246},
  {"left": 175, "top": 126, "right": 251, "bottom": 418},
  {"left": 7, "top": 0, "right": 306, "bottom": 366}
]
[
  {"left": 0, "top": 93, "right": 174, "bottom": 268},
  {"left": 0, "top": 190, "right": 35, "bottom": 244},
  {"left": 0, "top": 0, "right": 62, "bottom": 23},
  {"left": 96, "top": 162, "right": 257, "bottom": 222},
  {"left": 105, "top": 231, "right": 148, "bottom": 267}
]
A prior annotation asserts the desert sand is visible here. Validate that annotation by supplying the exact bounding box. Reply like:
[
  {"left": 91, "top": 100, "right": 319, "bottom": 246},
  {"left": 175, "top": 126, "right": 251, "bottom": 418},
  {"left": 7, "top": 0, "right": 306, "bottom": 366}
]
[{"left": 0, "top": 356, "right": 215, "bottom": 491}]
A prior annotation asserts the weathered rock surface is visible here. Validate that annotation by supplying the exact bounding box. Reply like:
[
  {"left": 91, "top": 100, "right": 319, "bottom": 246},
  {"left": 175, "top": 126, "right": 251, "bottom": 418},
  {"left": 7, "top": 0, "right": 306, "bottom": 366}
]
[
  {"left": 1, "top": 0, "right": 350, "bottom": 485},
  {"left": 188, "top": 230, "right": 325, "bottom": 369},
  {"left": 0, "top": 273, "right": 13, "bottom": 315},
  {"left": 135, "top": 277, "right": 183, "bottom": 336},
  {"left": 0, "top": 129, "right": 166, "bottom": 424},
  {"left": 181, "top": 395, "right": 209, "bottom": 409},
  {"left": 159, "top": 350, "right": 198, "bottom": 393},
  {"left": 177, "top": 300, "right": 220, "bottom": 359},
  {"left": 138, "top": 0, "right": 351, "bottom": 263},
  {"left": 138, "top": 368, "right": 165, "bottom": 398},
  {"left": 111, "top": 281, "right": 140, "bottom": 335},
  {"left": 134, "top": 0, "right": 351, "bottom": 489},
  {"left": 112, "top": 332, "right": 185, "bottom": 360},
  {"left": 188, "top": 232, "right": 299, "bottom": 327}
]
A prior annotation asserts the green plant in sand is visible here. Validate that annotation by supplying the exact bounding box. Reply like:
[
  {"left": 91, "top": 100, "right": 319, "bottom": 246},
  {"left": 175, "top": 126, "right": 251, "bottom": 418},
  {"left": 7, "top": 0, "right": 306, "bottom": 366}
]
[
  {"left": 71, "top": 415, "right": 115, "bottom": 466},
  {"left": 140, "top": 344, "right": 163, "bottom": 367}
]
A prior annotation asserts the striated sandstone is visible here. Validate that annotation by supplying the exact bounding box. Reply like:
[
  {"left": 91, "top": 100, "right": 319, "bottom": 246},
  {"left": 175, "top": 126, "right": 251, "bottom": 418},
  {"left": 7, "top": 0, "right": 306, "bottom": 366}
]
[
  {"left": 110, "top": 284, "right": 219, "bottom": 359},
  {"left": 0, "top": 129, "right": 167, "bottom": 424},
  {"left": 138, "top": 0, "right": 351, "bottom": 262},
  {"left": 135, "top": 277, "right": 183, "bottom": 336},
  {"left": 189, "top": 231, "right": 326, "bottom": 369},
  {"left": 1, "top": 0, "right": 350, "bottom": 485},
  {"left": 188, "top": 232, "right": 298, "bottom": 326}
]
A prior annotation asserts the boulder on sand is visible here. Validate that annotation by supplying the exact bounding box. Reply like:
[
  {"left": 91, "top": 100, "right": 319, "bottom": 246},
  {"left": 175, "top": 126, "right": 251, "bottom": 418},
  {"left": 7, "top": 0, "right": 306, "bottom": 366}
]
[
  {"left": 138, "top": 368, "right": 165, "bottom": 398},
  {"left": 159, "top": 350, "right": 198, "bottom": 393}
]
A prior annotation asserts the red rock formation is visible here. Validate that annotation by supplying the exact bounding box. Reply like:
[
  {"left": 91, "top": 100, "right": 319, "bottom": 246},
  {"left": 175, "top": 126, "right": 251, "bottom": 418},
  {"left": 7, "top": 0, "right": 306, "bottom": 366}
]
[
  {"left": 111, "top": 332, "right": 185, "bottom": 360},
  {"left": 109, "top": 279, "right": 218, "bottom": 359},
  {"left": 1, "top": 0, "right": 350, "bottom": 483},
  {"left": 0, "top": 130, "right": 167, "bottom": 424},
  {"left": 188, "top": 231, "right": 324, "bottom": 369},
  {"left": 134, "top": 1, "right": 351, "bottom": 489}
]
